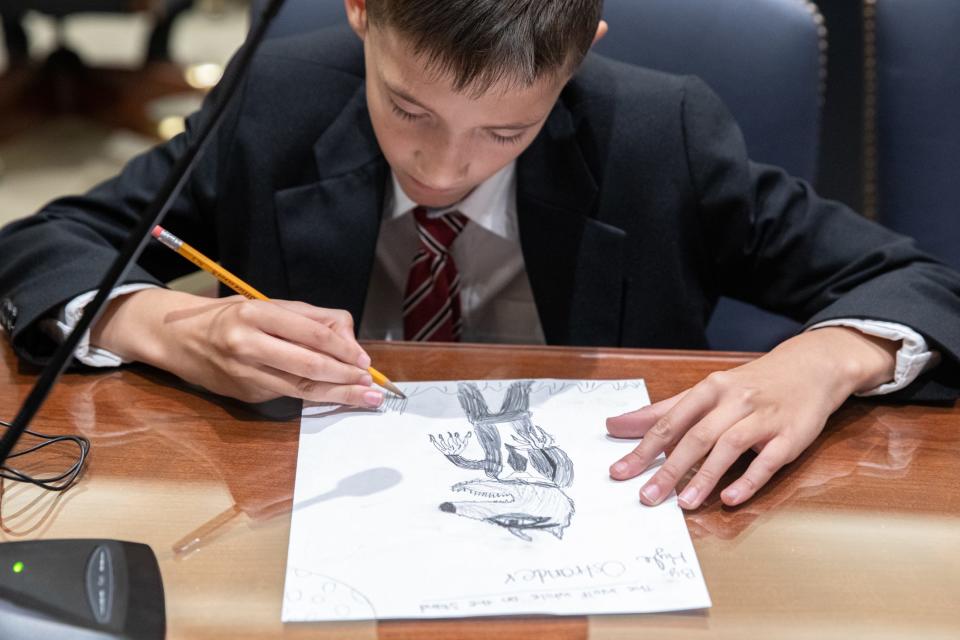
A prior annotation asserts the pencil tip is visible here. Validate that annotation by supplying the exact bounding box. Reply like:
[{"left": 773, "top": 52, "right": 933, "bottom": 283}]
[{"left": 385, "top": 381, "right": 406, "bottom": 398}]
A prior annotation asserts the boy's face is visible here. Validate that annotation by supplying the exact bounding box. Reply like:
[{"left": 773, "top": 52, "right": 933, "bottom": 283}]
[{"left": 351, "top": 18, "right": 570, "bottom": 208}]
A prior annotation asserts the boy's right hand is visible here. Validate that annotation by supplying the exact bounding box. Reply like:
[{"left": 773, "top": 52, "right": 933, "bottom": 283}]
[{"left": 90, "top": 288, "right": 382, "bottom": 407}]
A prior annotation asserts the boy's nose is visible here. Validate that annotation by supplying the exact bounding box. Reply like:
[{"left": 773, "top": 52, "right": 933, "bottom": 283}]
[{"left": 415, "top": 146, "right": 469, "bottom": 188}]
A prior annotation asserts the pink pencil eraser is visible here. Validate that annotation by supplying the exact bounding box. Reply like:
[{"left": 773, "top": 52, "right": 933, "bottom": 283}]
[{"left": 151, "top": 226, "right": 163, "bottom": 238}]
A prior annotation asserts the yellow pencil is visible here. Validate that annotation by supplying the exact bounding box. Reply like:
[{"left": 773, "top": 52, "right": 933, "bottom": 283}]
[{"left": 150, "top": 225, "right": 405, "bottom": 398}]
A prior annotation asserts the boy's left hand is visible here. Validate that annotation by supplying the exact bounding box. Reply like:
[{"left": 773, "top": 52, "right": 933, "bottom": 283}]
[{"left": 607, "top": 327, "right": 899, "bottom": 509}]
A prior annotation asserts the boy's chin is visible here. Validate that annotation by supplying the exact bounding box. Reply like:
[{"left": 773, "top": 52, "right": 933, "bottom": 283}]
[{"left": 398, "top": 173, "right": 473, "bottom": 209}]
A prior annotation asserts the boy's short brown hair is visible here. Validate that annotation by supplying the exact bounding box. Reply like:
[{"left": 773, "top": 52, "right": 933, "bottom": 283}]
[{"left": 366, "top": 0, "right": 605, "bottom": 94}]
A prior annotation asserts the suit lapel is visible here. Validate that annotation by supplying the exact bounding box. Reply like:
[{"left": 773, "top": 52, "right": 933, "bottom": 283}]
[
  {"left": 517, "top": 101, "right": 627, "bottom": 346},
  {"left": 274, "top": 86, "right": 388, "bottom": 323}
]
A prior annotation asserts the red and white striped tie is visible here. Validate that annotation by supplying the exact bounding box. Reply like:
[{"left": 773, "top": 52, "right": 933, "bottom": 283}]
[{"left": 403, "top": 207, "right": 469, "bottom": 342}]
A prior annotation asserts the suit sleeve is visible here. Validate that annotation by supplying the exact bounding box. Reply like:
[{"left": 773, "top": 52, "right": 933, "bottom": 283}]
[
  {"left": 0, "top": 51, "right": 250, "bottom": 366},
  {"left": 680, "top": 76, "right": 960, "bottom": 401}
]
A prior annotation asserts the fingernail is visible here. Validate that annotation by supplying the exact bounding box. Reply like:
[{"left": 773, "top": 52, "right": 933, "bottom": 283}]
[
  {"left": 641, "top": 483, "right": 661, "bottom": 504},
  {"left": 357, "top": 352, "right": 371, "bottom": 369},
  {"left": 723, "top": 487, "right": 741, "bottom": 504},
  {"left": 611, "top": 461, "right": 629, "bottom": 476},
  {"left": 363, "top": 390, "right": 383, "bottom": 407},
  {"left": 360, "top": 374, "right": 373, "bottom": 386},
  {"left": 679, "top": 485, "right": 699, "bottom": 508}
]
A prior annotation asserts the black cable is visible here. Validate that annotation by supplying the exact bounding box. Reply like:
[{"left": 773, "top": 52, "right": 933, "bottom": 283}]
[{"left": 0, "top": 420, "right": 89, "bottom": 492}]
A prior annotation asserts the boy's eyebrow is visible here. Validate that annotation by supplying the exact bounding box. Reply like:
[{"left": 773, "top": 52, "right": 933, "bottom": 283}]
[
  {"left": 387, "top": 82, "right": 433, "bottom": 112},
  {"left": 385, "top": 82, "right": 541, "bottom": 130}
]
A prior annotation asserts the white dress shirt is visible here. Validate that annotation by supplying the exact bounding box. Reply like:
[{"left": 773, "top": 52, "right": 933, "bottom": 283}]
[
  {"left": 54, "top": 161, "right": 937, "bottom": 395},
  {"left": 358, "top": 163, "right": 544, "bottom": 344}
]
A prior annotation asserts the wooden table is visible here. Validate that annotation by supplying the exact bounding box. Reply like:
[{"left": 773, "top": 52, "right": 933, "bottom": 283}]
[{"left": 1, "top": 341, "right": 958, "bottom": 639}]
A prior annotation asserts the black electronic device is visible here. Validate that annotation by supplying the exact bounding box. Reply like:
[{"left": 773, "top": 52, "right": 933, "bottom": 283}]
[
  {"left": 0, "top": 539, "right": 165, "bottom": 639},
  {"left": 0, "top": 2, "right": 287, "bottom": 638}
]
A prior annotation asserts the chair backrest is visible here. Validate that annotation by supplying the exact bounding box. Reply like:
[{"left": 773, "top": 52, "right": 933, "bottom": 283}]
[
  {"left": 593, "top": 0, "right": 824, "bottom": 351},
  {"left": 875, "top": 0, "right": 960, "bottom": 271},
  {"left": 594, "top": 0, "right": 823, "bottom": 182},
  {"left": 252, "top": 0, "right": 343, "bottom": 37},
  {"left": 250, "top": 0, "right": 826, "bottom": 351}
]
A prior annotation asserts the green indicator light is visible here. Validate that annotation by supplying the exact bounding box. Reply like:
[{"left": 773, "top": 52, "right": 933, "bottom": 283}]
[{"left": 12, "top": 561, "right": 24, "bottom": 574}]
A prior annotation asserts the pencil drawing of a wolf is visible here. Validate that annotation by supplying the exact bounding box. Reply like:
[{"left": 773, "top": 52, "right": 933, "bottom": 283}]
[{"left": 429, "top": 381, "right": 575, "bottom": 541}]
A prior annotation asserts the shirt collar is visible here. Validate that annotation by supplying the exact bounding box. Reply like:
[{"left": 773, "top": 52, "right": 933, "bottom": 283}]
[{"left": 386, "top": 162, "right": 518, "bottom": 242}]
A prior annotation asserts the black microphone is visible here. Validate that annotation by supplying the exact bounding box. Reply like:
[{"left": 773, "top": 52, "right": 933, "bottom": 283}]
[{"left": 0, "top": 1, "right": 286, "bottom": 638}]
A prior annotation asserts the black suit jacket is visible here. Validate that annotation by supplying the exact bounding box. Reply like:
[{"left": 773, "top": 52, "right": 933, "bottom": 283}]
[{"left": 2, "top": 27, "right": 959, "bottom": 400}]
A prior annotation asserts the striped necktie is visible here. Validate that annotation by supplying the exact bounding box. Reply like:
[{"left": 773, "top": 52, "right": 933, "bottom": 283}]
[{"left": 403, "top": 207, "right": 469, "bottom": 342}]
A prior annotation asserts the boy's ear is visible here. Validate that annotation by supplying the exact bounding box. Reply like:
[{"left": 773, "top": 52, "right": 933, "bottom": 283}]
[
  {"left": 344, "top": 0, "right": 369, "bottom": 38},
  {"left": 592, "top": 20, "right": 609, "bottom": 47}
]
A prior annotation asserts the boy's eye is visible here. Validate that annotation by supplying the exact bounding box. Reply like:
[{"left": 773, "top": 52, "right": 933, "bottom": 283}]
[
  {"left": 389, "top": 97, "right": 524, "bottom": 145},
  {"left": 489, "top": 131, "right": 524, "bottom": 145},
  {"left": 390, "top": 101, "right": 425, "bottom": 122}
]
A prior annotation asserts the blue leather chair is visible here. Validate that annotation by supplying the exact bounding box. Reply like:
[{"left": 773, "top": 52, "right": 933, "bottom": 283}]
[
  {"left": 251, "top": 0, "right": 342, "bottom": 37},
  {"left": 874, "top": 0, "right": 960, "bottom": 272},
  {"left": 593, "top": 0, "right": 824, "bottom": 351},
  {"left": 250, "top": 0, "right": 826, "bottom": 351}
]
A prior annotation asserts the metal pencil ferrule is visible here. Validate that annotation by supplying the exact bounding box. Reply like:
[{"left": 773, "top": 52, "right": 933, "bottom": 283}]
[{"left": 154, "top": 228, "right": 183, "bottom": 251}]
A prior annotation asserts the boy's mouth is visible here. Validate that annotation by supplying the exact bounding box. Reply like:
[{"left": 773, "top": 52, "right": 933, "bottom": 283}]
[{"left": 405, "top": 172, "right": 467, "bottom": 197}]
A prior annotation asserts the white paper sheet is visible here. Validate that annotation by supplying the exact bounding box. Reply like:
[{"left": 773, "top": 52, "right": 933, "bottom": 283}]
[{"left": 282, "top": 379, "right": 711, "bottom": 621}]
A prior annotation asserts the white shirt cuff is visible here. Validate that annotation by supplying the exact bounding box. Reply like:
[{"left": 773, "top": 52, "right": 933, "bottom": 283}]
[
  {"left": 808, "top": 319, "right": 941, "bottom": 396},
  {"left": 41, "top": 284, "right": 160, "bottom": 367}
]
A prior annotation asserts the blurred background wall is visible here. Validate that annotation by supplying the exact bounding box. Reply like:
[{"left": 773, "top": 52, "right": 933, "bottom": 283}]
[{"left": 0, "top": 0, "right": 249, "bottom": 221}]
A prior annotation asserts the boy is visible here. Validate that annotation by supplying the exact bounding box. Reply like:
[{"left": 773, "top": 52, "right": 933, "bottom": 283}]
[{"left": 1, "top": 0, "right": 958, "bottom": 511}]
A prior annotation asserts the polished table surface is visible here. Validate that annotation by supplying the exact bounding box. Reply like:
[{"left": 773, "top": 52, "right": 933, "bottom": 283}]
[{"left": 1, "top": 341, "right": 958, "bottom": 639}]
